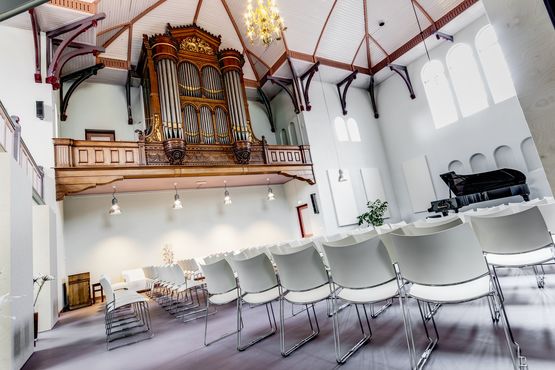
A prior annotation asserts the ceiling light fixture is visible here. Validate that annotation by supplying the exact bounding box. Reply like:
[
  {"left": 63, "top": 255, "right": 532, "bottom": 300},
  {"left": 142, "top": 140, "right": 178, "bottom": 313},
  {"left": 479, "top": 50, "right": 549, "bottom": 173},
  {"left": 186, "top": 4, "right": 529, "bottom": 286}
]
[
  {"left": 224, "top": 180, "right": 232, "bottom": 205},
  {"left": 109, "top": 185, "right": 121, "bottom": 216},
  {"left": 244, "top": 0, "right": 285, "bottom": 47},
  {"left": 172, "top": 183, "right": 183, "bottom": 210},
  {"left": 266, "top": 178, "right": 276, "bottom": 201}
]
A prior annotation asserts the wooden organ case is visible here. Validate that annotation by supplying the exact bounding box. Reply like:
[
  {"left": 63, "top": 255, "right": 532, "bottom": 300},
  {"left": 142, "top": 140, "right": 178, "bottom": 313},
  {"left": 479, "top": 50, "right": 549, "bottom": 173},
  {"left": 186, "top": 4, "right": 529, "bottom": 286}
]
[{"left": 139, "top": 24, "right": 262, "bottom": 166}]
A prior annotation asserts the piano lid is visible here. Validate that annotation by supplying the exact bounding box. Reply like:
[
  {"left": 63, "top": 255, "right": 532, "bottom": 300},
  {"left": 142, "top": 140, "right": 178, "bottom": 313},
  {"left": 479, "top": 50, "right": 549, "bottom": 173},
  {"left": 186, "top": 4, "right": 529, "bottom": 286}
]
[{"left": 440, "top": 168, "right": 526, "bottom": 196}]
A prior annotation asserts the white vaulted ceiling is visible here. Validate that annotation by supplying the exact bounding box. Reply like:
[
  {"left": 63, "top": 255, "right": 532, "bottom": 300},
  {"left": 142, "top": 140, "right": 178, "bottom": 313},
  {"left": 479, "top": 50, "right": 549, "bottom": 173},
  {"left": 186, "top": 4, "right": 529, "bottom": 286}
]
[{"left": 1, "top": 0, "right": 485, "bottom": 90}]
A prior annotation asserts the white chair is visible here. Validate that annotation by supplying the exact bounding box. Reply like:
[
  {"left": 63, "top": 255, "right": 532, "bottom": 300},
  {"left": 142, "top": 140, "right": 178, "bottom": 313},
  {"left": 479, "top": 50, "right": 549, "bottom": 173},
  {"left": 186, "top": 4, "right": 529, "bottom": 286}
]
[
  {"left": 537, "top": 202, "right": 555, "bottom": 234},
  {"left": 388, "top": 224, "right": 526, "bottom": 370},
  {"left": 323, "top": 236, "right": 398, "bottom": 364},
  {"left": 401, "top": 218, "right": 463, "bottom": 236},
  {"left": 470, "top": 207, "right": 555, "bottom": 289},
  {"left": 99, "top": 275, "right": 153, "bottom": 350},
  {"left": 271, "top": 243, "right": 332, "bottom": 357},
  {"left": 200, "top": 259, "right": 240, "bottom": 346},
  {"left": 388, "top": 221, "right": 408, "bottom": 229},
  {"left": 232, "top": 253, "right": 279, "bottom": 351}
]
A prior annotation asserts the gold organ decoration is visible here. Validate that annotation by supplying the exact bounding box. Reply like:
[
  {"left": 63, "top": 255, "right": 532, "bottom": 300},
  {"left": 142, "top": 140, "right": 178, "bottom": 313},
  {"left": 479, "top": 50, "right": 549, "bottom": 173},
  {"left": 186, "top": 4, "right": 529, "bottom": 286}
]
[{"left": 138, "top": 24, "right": 257, "bottom": 165}]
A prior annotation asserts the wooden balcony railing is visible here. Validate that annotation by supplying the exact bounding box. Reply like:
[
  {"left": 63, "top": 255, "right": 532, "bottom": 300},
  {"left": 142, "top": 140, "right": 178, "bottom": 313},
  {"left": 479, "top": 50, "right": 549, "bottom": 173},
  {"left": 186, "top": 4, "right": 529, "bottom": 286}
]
[
  {"left": 48, "top": 0, "right": 96, "bottom": 14},
  {"left": 53, "top": 138, "right": 315, "bottom": 199},
  {"left": 0, "top": 101, "right": 44, "bottom": 201}
]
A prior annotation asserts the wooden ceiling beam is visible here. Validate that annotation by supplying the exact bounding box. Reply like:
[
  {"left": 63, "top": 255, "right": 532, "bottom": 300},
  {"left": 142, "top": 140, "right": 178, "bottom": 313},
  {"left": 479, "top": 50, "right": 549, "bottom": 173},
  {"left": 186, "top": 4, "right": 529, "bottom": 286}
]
[
  {"left": 351, "top": 35, "right": 365, "bottom": 67},
  {"left": 97, "top": 22, "right": 129, "bottom": 36},
  {"left": 412, "top": 0, "right": 436, "bottom": 29},
  {"left": 193, "top": 0, "right": 203, "bottom": 24},
  {"left": 312, "top": 0, "right": 338, "bottom": 57},
  {"left": 362, "top": 0, "right": 371, "bottom": 71}
]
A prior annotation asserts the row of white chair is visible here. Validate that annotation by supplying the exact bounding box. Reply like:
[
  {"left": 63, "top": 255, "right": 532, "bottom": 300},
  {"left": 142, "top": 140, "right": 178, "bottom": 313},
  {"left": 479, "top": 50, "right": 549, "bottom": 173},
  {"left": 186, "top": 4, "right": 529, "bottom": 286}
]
[{"left": 200, "top": 205, "right": 555, "bottom": 369}]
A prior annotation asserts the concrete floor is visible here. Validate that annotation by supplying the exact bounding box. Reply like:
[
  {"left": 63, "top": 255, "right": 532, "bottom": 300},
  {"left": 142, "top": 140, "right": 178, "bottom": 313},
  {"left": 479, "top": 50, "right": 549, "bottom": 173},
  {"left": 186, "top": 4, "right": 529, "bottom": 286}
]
[{"left": 23, "top": 268, "right": 555, "bottom": 370}]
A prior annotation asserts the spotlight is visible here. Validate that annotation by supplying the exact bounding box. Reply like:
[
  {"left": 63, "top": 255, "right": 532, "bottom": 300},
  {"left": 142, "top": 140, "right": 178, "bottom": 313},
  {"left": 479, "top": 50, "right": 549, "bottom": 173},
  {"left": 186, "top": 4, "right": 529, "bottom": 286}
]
[
  {"left": 266, "top": 178, "right": 276, "bottom": 201},
  {"left": 109, "top": 186, "right": 121, "bottom": 215},
  {"left": 224, "top": 180, "right": 232, "bottom": 205},
  {"left": 172, "top": 183, "right": 183, "bottom": 210}
]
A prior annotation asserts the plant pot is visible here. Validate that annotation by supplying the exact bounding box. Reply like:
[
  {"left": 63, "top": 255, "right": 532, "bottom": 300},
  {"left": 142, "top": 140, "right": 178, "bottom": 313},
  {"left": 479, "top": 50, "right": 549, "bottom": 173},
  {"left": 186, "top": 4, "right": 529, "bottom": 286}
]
[{"left": 33, "top": 312, "right": 38, "bottom": 345}]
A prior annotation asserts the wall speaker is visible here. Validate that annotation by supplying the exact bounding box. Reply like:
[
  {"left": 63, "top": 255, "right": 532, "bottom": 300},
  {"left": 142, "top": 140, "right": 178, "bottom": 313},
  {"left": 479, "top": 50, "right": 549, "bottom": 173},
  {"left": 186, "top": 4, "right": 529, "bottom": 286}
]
[
  {"left": 310, "top": 193, "right": 319, "bottom": 214},
  {"left": 36, "top": 101, "right": 44, "bottom": 120}
]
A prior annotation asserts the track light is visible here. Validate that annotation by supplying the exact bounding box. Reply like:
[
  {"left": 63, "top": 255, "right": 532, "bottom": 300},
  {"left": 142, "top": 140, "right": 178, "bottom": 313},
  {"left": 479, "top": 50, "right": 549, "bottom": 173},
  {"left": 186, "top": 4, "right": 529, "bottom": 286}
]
[
  {"left": 224, "top": 180, "right": 232, "bottom": 205},
  {"left": 109, "top": 186, "right": 121, "bottom": 215},
  {"left": 338, "top": 169, "right": 348, "bottom": 182},
  {"left": 172, "top": 183, "right": 183, "bottom": 210},
  {"left": 266, "top": 178, "right": 276, "bottom": 201}
]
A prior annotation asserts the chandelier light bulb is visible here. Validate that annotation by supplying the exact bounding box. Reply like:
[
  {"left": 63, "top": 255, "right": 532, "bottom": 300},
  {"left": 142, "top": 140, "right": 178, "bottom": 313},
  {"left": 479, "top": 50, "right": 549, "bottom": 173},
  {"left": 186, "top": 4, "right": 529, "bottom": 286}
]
[
  {"left": 172, "top": 183, "right": 183, "bottom": 210},
  {"left": 266, "top": 178, "right": 276, "bottom": 201},
  {"left": 109, "top": 186, "right": 121, "bottom": 215},
  {"left": 224, "top": 181, "right": 232, "bottom": 205}
]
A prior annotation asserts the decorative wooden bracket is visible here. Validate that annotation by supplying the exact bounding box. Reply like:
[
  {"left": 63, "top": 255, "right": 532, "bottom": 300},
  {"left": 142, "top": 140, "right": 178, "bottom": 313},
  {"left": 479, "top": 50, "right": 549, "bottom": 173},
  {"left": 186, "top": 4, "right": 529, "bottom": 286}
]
[
  {"left": 46, "top": 13, "right": 106, "bottom": 90},
  {"left": 336, "top": 70, "right": 358, "bottom": 116},
  {"left": 60, "top": 63, "right": 105, "bottom": 121},
  {"left": 267, "top": 76, "right": 300, "bottom": 114},
  {"left": 389, "top": 64, "right": 415, "bottom": 99},
  {"left": 126, "top": 70, "right": 134, "bottom": 125},
  {"left": 299, "top": 61, "right": 320, "bottom": 111},
  {"left": 435, "top": 31, "right": 454, "bottom": 42},
  {"left": 29, "top": 9, "right": 42, "bottom": 83},
  {"left": 368, "top": 75, "right": 379, "bottom": 119},
  {"left": 257, "top": 88, "right": 275, "bottom": 132}
]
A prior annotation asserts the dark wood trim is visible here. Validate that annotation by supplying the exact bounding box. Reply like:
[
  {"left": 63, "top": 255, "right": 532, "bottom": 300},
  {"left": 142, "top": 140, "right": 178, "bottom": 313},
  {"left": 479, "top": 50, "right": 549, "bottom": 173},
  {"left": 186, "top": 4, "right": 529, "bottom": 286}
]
[
  {"left": 363, "top": 0, "right": 371, "bottom": 69},
  {"left": 299, "top": 61, "right": 320, "bottom": 111},
  {"left": 351, "top": 35, "right": 365, "bottom": 67},
  {"left": 296, "top": 204, "right": 311, "bottom": 238},
  {"left": 60, "top": 64, "right": 105, "bottom": 121},
  {"left": 368, "top": 75, "right": 379, "bottom": 119},
  {"left": 29, "top": 9, "right": 41, "bottom": 83},
  {"left": 389, "top": 64, "right": 416, "bottom": 99},
  {"left": 193, "top": 0, "right": 203, "bottom": 24},
  {"left": 336, "top": 70, "right": 358, "bottom": 116},
  {"left": 267, "top": 76, "right": 300, "bottom": 114},
  {"left": 84, "top": 129, "right": 116, "bottom": 141},
  {"left": 102, "top": 24, "right": 128, "bottom": 48},
  {"left": 257, "top": 88, "right": 275, "bottom": 132},
  {"left": 312, "top": 0, "right": 338, "bottom": 57}
]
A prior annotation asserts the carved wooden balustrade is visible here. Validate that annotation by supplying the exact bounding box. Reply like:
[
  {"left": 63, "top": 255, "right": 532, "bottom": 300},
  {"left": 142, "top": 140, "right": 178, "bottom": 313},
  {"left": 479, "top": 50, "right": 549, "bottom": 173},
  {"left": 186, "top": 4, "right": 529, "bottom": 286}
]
[
  {"left": 0, "top": 100, "right": 44, "bottom": 201},
  {"left": 53, "top": 137, "right": 315, "bottom": 200}
]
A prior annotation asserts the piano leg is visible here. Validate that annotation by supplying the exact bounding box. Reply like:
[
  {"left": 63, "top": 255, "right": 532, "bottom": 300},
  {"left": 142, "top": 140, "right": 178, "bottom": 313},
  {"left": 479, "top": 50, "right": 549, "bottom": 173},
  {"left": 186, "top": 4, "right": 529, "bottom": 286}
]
[{"left": 522, "top": 194, "right": 530, "bottom": 202}]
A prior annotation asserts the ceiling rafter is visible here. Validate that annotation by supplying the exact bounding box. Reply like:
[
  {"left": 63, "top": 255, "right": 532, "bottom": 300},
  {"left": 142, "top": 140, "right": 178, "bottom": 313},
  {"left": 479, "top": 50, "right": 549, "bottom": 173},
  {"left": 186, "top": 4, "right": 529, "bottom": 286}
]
[
  {"left": 369, "top": 34, "right": 390, "bottom": 63},
  {"left": 362, "top": 0, "right": 371, "bottom": 71},
  {"left": 312, "top": 0, "right": 338, "bottom": 57},
  {"left": 193, "top": 0, "right": 203, "bottom": 24},
  {"left": 247, "top": 50, "right": 271, "bottom": 70},
  {"left": 220, "top": 0, "right": 261, "bottom": 81},
  {"left": 351, "top": 35, "right": 365, "bottom": 67},
  {"left": 412, "top": 0, "right": 437, "bottom": 29},
  {"left": 97, "top": 22, "right": 128, "bottom": 36}
]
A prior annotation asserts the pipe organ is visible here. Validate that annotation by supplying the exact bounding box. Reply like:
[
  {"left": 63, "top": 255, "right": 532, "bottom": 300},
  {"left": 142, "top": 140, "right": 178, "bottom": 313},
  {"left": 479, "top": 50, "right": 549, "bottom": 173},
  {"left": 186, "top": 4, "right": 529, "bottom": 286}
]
[{"left": 138, "top": 24, "right": 259, "bottom": 165}]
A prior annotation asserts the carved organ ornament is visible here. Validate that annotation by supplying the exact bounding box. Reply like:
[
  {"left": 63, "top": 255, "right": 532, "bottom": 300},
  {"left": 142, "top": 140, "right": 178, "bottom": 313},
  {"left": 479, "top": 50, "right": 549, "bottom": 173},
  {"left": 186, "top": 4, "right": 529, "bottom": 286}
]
[{"left": 138, "top": 24, "right": 259, "bottom": 165}]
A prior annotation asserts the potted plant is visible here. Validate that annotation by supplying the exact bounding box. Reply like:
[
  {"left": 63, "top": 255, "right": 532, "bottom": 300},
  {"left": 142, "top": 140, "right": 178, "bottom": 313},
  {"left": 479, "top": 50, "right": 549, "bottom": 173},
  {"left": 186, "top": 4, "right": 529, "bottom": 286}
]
[
  {"left": 33, "top": 273, "right": 54, "bottom": 344},
  {"left": 357, "top": 199, "right": 389, "bottom": 227}
]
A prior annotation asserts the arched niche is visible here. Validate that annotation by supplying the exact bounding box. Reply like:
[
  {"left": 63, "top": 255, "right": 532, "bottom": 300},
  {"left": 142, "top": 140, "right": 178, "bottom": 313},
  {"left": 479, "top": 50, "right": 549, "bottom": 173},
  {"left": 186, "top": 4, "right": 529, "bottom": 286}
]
[
  {"left": 521, "top": 137, "right": 542, "bottom": 171},
  {"left": 469, "top": 153, "right": 489, "bottom": 173},
  {"left": 448, "top": 160, "right": 464, "bottom": 173},
  {"left": 493, "top": 145, "right": 517, "bottom": 169}
]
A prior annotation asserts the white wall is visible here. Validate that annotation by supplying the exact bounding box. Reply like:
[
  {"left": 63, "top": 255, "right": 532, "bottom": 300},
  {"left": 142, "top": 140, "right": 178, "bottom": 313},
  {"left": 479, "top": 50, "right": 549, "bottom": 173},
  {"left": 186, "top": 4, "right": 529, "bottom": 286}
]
[
  {"left": 271, "top": 78, "right": 400, "bottom": 234},
  {"left": 481, "top": 0, "right": 555, "bottom": 194},
  {"left": 0, "top": 153, "right": 34, "bottom": 370},
  {"left": 376, "top": 16, "right": 551, "bottom": 220},
  {"left": 61, "top": 82, "right": 143, "bottom": 141},
  {"left": 63, "top": 184, "right": 297, "bottom": 284},
  {"left": 248, "top": 100, "right": 277, "bottom": 144}
]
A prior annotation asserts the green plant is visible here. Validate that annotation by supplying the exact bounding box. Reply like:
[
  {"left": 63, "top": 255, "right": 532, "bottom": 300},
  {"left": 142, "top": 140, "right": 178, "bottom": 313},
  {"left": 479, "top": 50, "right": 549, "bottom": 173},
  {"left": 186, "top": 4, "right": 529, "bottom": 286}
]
[{"left": 357, "top": 199, "right": 388, "bottom": 227}]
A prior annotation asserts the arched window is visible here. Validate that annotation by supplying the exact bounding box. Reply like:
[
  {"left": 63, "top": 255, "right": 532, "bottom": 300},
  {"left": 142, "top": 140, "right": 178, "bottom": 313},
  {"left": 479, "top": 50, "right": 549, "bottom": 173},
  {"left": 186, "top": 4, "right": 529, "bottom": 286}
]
[
  {"left": 280, "top": 128, "right": 289, "bottom": 145},
  {"left": 346, "top": 118, "right": 361, "bottom": 142},
  {"left": 521, "top": 137, "right": 542, "bottom": 172},
  {"left": 446, "top": 44, "right": 489, "bottom": 117},
  {"left": 475, "top": 25, "right": 516, "bottom": 103},
  {"left": 334, "top": 116, "right": 348, "bottom": 141},
  {"left": 493, "top": 145, "right": 517, "bottom": 169},
  {"left": 469, "top": 153, "right": 490, "bottom": 173},
  {"left": 288, "top": 122, "right": 299, "bottom": 145},
  {"left": 448, "top": 160, "right": 464, "bottom": 173},
  {"left": 421, "top": 60, "right": 458, "bottom": 129}
]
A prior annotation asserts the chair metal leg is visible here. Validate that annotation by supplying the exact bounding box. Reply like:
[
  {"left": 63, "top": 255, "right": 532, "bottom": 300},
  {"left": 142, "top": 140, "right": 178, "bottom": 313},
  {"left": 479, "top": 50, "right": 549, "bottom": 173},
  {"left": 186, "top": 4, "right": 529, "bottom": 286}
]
[
  {"left": 532, "top": 265, "right": 546, "bottom": 288},
  {"left": 370, "top": 298, "right": 392, "bottom": 318},
  {"left": 422, "top": 302, "right": 441, "bottom": 322},
  {"left": 395, "top": 268, "right": 418, "bottom": 370},
  {"left": 279, "top": 298, "right": 320, "bottom": 357},
  {"left": 203, "top": 299, "right": 240, "bottom": 346},
  {"left": 414, "top": 300, "right": 439, "bottom": 369},
  {"left": 331, "top": 296, "right": 372, "bottom": 364},
  {"left": 291, "top": 302, "right": 307, "bottom": 317},
  {"left": 236, "top": 298, "right": 277, "bottom": 351},
  {"left": 491, "top": 266, "right": 505, "bottom": 302}
]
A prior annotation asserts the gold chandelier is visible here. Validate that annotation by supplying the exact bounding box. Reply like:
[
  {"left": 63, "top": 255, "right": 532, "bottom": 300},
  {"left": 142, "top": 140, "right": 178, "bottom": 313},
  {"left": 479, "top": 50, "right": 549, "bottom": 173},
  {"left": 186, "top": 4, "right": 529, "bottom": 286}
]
[{"left": 244, "top": 0, "right": 285, "bottom": 47}]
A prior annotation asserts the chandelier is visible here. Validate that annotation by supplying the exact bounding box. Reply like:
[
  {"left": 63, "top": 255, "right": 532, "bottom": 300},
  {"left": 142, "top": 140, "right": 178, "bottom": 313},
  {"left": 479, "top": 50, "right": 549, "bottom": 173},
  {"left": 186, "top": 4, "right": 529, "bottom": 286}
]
[{"left": 244, "top": 0, "right": 285, "bottom": 47}]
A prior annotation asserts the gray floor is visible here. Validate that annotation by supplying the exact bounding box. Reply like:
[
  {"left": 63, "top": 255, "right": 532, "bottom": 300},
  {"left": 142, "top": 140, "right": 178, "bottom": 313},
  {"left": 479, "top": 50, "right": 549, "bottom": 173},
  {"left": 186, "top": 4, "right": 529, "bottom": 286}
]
[{"left": 23, "top": 268, "right": 555, "bottom": 370}]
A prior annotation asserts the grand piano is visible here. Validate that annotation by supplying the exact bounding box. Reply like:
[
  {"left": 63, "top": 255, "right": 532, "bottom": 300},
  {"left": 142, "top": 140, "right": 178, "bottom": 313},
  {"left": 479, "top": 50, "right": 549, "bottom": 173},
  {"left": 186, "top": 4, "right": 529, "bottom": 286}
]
[{"left": 428, "top": 168, "right": 530, "bottom": 215}]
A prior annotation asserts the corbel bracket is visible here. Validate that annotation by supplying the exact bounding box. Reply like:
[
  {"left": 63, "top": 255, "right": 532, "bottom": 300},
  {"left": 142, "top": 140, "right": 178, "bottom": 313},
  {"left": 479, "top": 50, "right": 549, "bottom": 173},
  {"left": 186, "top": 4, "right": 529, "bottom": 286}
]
[
  {"left": 60, "top": 63, "right": 105, "bottom": 121},
  {"left": 29, "top": 9, "right": 42, "bottom": 83},
  {"left": 389, "top": 64, "right": 415, "bottom": 99},
  {"left": 46, "top": 13, "right": 106, "bottom": 90},
  {"left": 435, "top": 31, "right": 454, "bottom": 42},
  {"left": 299, "top": 61, "right": 320, "bottom": 111},
  {"left": 257, "top": 88, "right": 275, "bottom": 132},
  {"left": 368, "top": 75, "right": 379, "bottom": 119},
  {"left": 267, "top": 76, "right": 300, "bottom": 114},
  {"left": 336, "top": 70, "right": 358, "bottom": 116}
]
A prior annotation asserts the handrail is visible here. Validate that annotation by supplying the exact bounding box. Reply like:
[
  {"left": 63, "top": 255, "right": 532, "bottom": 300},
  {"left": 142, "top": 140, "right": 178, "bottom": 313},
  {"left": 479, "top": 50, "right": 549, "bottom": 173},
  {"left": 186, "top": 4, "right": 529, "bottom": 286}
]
[{"left": 0, "top": 100, "right": 45, "bottom": 201}]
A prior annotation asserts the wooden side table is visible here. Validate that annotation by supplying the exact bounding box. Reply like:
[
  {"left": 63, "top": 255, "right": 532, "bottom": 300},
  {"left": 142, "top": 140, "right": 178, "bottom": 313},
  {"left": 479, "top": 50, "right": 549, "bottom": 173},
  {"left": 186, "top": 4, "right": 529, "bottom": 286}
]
[{"left": 91, "top": 283, "right": 104, "bottom": 303}]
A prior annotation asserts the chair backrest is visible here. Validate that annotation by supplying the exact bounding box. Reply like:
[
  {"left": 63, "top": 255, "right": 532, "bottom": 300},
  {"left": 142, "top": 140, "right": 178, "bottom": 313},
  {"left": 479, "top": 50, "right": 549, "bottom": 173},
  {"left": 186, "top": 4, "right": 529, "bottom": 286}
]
[
  {"left": 142, "top": 266, "right": 154, "bottom": 279},
  {"left": 401, "top": 217, "right": 462, "bottom": 236},
  {"left": 200, "top": 258, "right": 237, "bottom": 295},
  {"left": 99, "top": 275, "right": 115, "bottom": 304},
  {"left": 325, "top": 233, "right": 347, "bottom": 242},
  {"left": 374, "top": 224, "right": 392, "bottom": 234},
  {"left": 470, "top": 206, "right": 552, "bottom": 254},
  {"left": 322, "top": 235, "right": 358, "bottom": 247},
  {"left": 537, "top": 202, "right": 555, "bottom": 233},
  {"left": 389, "top": 223, "right": 489, "bottom": 286},
  {"left": 233, "top": 253, "right": 278, "bottom": 293},
  {"left": 323, "top": 236, "right": 395, "bottom": 289},
  {"left": 271, "top": 243, "right": 329, "bottom": 292},
  {"left": 388, "top": 221, "right": 408, "bottom": 229},
  {"left": 352, "top": 229, "right": 378, "bottom": 242},
  {"left": 414, "top": 215, "right": 458, "bottom": 227}
]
